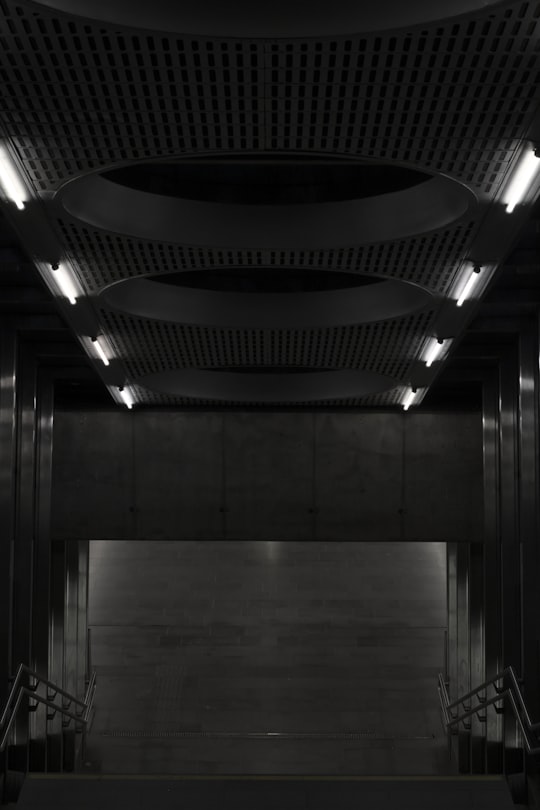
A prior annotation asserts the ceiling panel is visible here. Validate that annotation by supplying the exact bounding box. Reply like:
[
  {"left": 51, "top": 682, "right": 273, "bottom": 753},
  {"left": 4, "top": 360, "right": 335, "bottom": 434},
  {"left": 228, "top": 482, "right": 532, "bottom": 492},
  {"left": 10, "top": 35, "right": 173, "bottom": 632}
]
[
  {"left": 1, "top": 0, "right": 539, "bottom": 406},
  {"left": 56, "top": 219, "right": 477, "bottom": 293}
]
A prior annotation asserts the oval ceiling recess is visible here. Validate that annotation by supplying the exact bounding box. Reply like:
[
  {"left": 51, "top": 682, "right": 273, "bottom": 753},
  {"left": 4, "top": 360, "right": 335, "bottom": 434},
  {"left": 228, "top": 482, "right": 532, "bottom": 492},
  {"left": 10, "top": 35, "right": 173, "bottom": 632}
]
[
  {"left": 58, "top": 155, "right": 475, "bottom": 249},
  {"left": 34, "top": 0, "right": 507, "bottom": 37},
  {"left": 136, "top": 368, "right": 398, "bottom": 403},
  {"left": 99, "top": 269, "right": 434, "bottom": 329}
]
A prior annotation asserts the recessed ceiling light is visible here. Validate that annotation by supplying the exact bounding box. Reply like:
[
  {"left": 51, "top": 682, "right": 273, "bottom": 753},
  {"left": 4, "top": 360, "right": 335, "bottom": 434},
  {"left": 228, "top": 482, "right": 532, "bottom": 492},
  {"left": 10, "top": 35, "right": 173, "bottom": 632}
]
[
  {"left": 49, "top": 262, "right": 80, "bottom": 305},
  {"left": 0, "top": 144, "right": 28, "bottom": 211},
  {"left": 424, "top": 338, "right": 446, "bottom": 368},
  {"left": 456, "top": 265, "right": 482, "bottom": 307},
  {"left": 504, "top": 148, "right": 540, "bottom": 214},
  {"left": 118, "top": 386, "right": 134, "bottom": 409},
  {"left": 402, "top": 388, "right": 418, "bottom": 411},
  {"left": 91, "top": 336, "right": 111, "bottom": 366}
]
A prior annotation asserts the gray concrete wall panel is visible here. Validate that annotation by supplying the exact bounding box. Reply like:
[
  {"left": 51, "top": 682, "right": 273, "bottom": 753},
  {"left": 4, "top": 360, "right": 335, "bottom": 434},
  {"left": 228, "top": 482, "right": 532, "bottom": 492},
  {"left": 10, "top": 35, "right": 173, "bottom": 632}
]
[
  {"left": 52, "top": 411, "right": 483, "bottom": 542},
  {"left": 85, "top": 539, "right": 450, "bottom": 775},
  {"left": 403, "top": 413, "right": 483, "bottom": 542},
  {"left": 132, "top": 412, "right": 223, "bottom": 540},
  {"left": 52, "top": 413, "right": 133, "bottom": 539},
  {"left": 315, "top": 413, "right": 402, "bottom": 541},
  {"left": 223, "top": 413, "right": 314, "bottom": 541}
]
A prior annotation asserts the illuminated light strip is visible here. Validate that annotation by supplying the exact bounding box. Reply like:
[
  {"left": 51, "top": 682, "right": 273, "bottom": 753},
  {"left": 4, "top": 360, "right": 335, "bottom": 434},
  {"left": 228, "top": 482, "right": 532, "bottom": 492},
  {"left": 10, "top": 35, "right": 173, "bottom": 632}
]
[
  {"left": 106, "top": 386, "right": 126, "bottom": 407},
  {"left": 50, "top": 262, "right": 79, "bottom": 305},
  {"left": 402, "top": 388, "right": 418, "bottom": 411},
  {"left": 424, "top": 338, "right": 445, "bottom": 368},
  {"left": 504, "top": 149, "right": 540, "bottom": 214},
  {"left": 0, "top": 145, "right": 27, "bottom": 210},
  {"left": 118, "top": 387, "right": 134, "bottom": 409},
  {"left": 456, "top": 266, "right": 481, "bottom": 308},
  {"left": 91, "top": 336, "right": 111, "bottom": 366}
]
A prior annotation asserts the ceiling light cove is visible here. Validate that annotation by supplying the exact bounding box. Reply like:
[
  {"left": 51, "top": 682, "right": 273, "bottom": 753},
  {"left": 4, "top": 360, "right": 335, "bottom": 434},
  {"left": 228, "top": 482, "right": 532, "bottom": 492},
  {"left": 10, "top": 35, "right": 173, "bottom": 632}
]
[
  {"left": 117, "top": 387, "right": 135, "bottom": 409},
  {"left": 32, "top": 0, "right": 507, "bottom": 37},
  {"left": 0, "top": 145, "right": 28, "bottom": 210},
  {"left": 99, "top": 269, "right": 434, "bottom": 329},
  {"left": 136, "top": 368, "right": 398, "bottom": 403},
  {"left": 49, "top": 262, "right": 80, "bottom": 305},
  {"left": 503, "top": 148, "right": 540, "bottom": 214},
  {"left": 57, "top": 156, "right": 475, "bottom": 249},
  {"left": 103, "top": 158, "right": 431, "bottom": 206},
  {"left": 402, "top": 388, "right": 421, "bottom": 411}
]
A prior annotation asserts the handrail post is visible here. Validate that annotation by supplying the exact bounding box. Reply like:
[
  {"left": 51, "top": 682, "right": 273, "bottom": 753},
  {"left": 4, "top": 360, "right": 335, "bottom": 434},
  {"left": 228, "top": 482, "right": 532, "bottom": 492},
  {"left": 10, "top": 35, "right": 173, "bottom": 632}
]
[
  {"left": 86, "top": 628, "right": 92, "bottom": 690},
  {"left": 443, "top": 629, "right": 449, "bottom": 685},
  {"left": 0, "top": 661, "right": 97, "bottom": 791},
  {"left": 437, "top": 665, "right": 540, "bottom": 776}
]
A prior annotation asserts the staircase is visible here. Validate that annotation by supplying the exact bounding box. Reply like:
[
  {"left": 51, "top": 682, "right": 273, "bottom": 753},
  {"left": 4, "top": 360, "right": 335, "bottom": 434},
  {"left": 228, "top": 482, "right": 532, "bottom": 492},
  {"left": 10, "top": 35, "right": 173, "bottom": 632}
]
[
  {"left": 16, "top": 774, "right": 515, "bottom": 810},
  {"left": 1, "top": 664, "right": 537, "bottom": 808}
]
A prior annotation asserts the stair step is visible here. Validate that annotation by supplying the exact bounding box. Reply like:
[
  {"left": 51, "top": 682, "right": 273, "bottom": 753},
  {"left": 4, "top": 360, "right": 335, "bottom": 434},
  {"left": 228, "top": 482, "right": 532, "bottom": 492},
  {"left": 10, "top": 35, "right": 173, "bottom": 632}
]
[{"left": 18, "top": 774, "right": 514, "bottom": 809}]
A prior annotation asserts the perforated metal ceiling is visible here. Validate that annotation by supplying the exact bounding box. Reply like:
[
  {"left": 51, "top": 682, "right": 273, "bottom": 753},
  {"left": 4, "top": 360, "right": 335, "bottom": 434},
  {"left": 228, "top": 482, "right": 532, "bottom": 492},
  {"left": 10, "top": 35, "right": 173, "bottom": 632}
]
[
  {"left": 1, "top": 0, "right": 540, "bottom": 406},
  {"left": 2, "top": 3, "right": 539, "bottom": 190},
  {"left": 57, "top": 220, "right": 476, "bottom": 294}
]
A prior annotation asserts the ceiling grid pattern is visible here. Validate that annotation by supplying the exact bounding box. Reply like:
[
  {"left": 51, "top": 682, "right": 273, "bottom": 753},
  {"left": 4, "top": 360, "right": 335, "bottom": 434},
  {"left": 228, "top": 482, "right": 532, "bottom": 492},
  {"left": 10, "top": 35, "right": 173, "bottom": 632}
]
[
  {"left": 124, "top": 377, "right": 408, "bottom": 408},
  {"left": 1, "top": 0, "right": 540, "bottom": 405},
  {"left": 100, "top": 309, "right": 434, "bottom": 378},
  {"left": 0, "top": 3, "right": 537, "bottom": 190},
  {"left": 57, "top": 220, "right": 476, "bottom": 294}
]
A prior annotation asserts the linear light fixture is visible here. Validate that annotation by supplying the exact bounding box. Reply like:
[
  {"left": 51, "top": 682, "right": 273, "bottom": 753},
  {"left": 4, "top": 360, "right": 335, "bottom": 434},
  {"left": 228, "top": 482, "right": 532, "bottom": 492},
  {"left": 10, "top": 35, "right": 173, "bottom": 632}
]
[
  {"left": 402, "top": 388, "right": 418, "bottom": 411},
  {"left": 424, "top": 338, "right": 445, "bottom": 368},
  {"left": 118, "top": 386, "right": 134, "bottom": 409},
  {"left": 91, "top": 336, "right": 111, "bottom": 366},
  {"left": 504, "top": 148, "right": 540, "bottom": 214},
  {"left": 456, "top": 265, "right": 481, "bottom": 307},
  {"left": 50, "top": 262, "right": 79, "bottom": 305},
  {"left": 0, "top": 144, "right": 28, "bottom": 210}
]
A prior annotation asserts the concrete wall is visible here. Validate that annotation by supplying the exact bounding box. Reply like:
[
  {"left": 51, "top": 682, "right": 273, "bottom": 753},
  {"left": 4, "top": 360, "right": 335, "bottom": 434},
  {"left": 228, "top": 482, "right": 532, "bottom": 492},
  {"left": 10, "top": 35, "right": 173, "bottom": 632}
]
[
  {"left": 51, "top": 410, "right": 483, "bottom": 542},
  {"left": 86, "top": 539, "right": 449, "bottom": 775}
]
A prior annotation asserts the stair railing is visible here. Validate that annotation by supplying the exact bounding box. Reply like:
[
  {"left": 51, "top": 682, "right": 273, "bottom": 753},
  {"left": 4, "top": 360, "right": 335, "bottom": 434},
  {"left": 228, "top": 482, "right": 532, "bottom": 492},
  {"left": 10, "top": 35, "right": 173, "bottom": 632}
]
[
  {"left": 438, "top": 666, "right": 540, "bottom": 754},
  {"left": 0, "top": 663, "right": 96, "bottom": 753}
]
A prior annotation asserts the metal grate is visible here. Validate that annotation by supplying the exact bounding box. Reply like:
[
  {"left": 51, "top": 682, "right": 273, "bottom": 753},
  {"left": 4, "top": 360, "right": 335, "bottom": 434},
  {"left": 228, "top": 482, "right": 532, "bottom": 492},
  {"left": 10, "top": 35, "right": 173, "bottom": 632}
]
[
  {"left": 100, "top": 310, "right": 434, "bottom": 378},
  {"left": 0, "top": 3, "right": 538, "bottom": 194},
  {"left": 1, "top": 0, "right": 539, "bottom": 407},
  {"left": 57, "top": 219, "right": 476, "bottom": 296},
  {"left": 125, "top": 384, "right": 408, "bottom": 409},
  {"left": 99, "top": 309, "right": 432, "bottom": 407}
]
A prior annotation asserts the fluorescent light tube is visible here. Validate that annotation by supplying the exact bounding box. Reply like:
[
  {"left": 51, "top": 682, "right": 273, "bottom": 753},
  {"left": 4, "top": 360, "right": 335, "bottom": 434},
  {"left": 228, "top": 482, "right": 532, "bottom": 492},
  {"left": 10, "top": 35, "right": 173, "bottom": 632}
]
[
  {"left": 504, "top": 149, "right": 540, "bottom": 213},
  {"left": 50, "top": 262, "right": 79, "bottom": 305},
  {"left": 118, "top": 387, "right": 134, "bottom": 409},
  {"left": 0, "top": 145, "right": 28, "bottom": 210},
  {"left": 424, "top": 339, "right": 445, "bottom": 368},
  {"left": 456, "top": 266, "right": 481, "bottom": 307},
  {"left": 402, "top": 389, "right": 417, "bottom": 411},
  {"left": 92, "top": 337, "right": 110, "bottom": 366}
]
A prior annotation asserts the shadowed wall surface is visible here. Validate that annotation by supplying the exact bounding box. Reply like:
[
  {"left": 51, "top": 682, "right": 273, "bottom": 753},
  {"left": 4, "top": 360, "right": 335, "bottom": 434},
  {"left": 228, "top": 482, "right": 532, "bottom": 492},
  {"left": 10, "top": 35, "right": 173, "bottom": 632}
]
[
  {"left": 85, "top": 539, "right": 451, "bottom": 775},
  {"left": 52, "top": 411, "right": 482, "bottom": 542}
]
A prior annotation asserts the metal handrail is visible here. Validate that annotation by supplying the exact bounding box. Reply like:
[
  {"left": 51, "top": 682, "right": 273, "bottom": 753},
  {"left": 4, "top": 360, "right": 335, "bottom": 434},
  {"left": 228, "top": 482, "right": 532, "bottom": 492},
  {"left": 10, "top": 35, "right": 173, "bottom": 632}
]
[
  {"left": 438, "top": 667, "right": 540, "bottom": 754},
  {"left": 0, "top": 664, "right": 96, "bottom": 752},
  {"left": 86, "top": 628, "right": 92, "bottom": 687}
]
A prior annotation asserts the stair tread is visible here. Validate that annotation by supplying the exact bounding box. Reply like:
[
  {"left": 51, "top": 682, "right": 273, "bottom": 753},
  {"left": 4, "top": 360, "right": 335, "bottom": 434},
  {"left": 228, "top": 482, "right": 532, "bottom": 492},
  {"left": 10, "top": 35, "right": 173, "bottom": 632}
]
[{"left": 17, "top": 775, "right": 515, "bottom": 809}]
